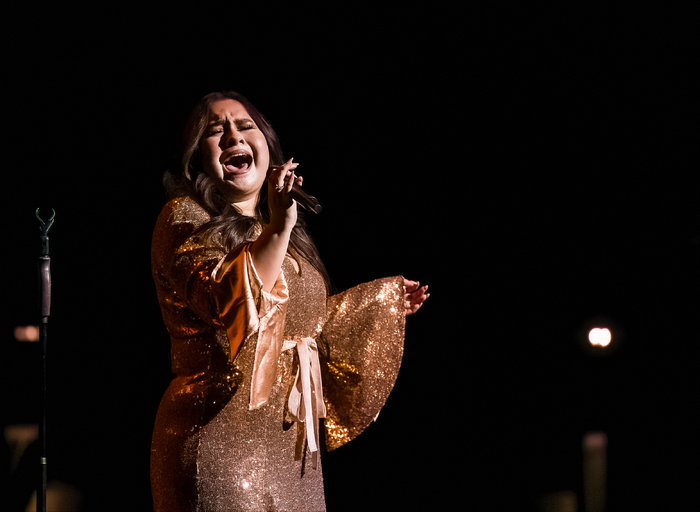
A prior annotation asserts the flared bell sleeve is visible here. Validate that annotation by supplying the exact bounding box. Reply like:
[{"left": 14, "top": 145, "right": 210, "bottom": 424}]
[
  {"left": 211, "top": 243, "right": 289, "bottom": 410},
  {"left": 320, "top": 276, "right": 406, "bottom": 451}
]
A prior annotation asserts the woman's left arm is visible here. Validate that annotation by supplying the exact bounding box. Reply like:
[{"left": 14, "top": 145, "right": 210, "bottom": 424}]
[{"left": 403, "top": 279, "right": 430, "bottom": 316}]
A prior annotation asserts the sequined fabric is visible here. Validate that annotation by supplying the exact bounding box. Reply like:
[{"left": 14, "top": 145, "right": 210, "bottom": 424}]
[
  {"left": 150, "top": 196, "right": 405, "bottom": 511},
  {"left": 320, "top": 278, "right": 406, "bottom": 451}
]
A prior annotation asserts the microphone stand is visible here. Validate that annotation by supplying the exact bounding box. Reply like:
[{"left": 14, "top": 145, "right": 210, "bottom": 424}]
[{"left": 36, "top": 208, "right": 54, "bottom": 512}]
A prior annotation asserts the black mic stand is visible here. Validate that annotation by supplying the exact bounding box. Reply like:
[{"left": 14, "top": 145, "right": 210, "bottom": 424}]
[{"left": 36, "top": 208, "right": 54, "bottom": 512}]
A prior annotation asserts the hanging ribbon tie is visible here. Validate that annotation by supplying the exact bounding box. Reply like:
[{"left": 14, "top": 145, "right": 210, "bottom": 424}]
[{"left": 282, "top": 336, "right": 326, "bottom": 469}]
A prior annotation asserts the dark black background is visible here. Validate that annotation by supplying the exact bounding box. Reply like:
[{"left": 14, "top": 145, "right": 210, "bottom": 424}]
[{"left": 1, "top": 5, "right": 697, "bottom": 511}]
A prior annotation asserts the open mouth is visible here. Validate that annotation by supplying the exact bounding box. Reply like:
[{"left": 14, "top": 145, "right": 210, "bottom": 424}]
[{"left": 223, "top": 153, "right": 253, "bottom": 173}]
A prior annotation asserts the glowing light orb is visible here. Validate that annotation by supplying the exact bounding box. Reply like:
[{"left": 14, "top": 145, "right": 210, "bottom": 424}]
[
  {"left": 14, "top": 325, "right": 40, "bottom": 342},
  {"left": 588, "top": 328, "right": 611, "bottom": 347}
]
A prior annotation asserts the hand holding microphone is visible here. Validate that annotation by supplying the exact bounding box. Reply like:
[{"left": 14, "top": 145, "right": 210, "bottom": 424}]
[{"left": 270, "top": 159, "right": 322, "bottom": 214}]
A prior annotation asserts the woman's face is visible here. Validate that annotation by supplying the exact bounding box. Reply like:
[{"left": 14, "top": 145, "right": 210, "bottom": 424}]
[{"left": 199, "top": 99, "right": 270, "bottom": 204}]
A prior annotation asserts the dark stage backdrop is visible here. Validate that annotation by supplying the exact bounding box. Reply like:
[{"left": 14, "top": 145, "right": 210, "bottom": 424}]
[{"left": 1, "top": 5, "right": 697, "bottom": 511}]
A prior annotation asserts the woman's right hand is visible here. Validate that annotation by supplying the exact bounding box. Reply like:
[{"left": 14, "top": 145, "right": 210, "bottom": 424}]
[
  {"left": 267, "top": 158, "right": 301, "bottom": 233},
  {"left": 251, "top": 158, "right": 301, "bottom": 292}
]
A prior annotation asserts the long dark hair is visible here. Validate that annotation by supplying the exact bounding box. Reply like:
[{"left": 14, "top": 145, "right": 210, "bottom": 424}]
[{"left": 164, "top": 91, "right": 331, "bottom": 292}]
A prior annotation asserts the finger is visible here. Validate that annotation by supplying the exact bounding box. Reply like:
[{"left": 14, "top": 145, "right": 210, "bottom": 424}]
[
  {"left": 405, "top": 285, "right": 424, "bottom": 297},
  {"left": 412, "top": 288, "right": 429, "bottom": 303},
  {"left": 406, "top": 300, "right": 422, "bottom": 316},
  {"left": 277, "top": 159, "right": 299, "bottom": 191},
  {"left": 403, "top": 279, "right": 420, "bottom": 293},
  {"left": 275, "top": 170, "right": 294, "bottom": 194},
  {"left": 283, "top": 158, "right": 299, "bottom": 173},
  {"left": 267, "top": 167, "right": 283, "bottom": 186},
  {"left": 268, "top": 159, "right": 298, "bottom": 180},
  {"left": 405, "top": 290, "right": 427, "bottom": 306},
  {"left": 406, "top": 295, "right": 428, "bottom": 315},
  {"left": 284, "top": 171, "right": 296, "bottom": 193},
  {"left": 276, "top": 157, "right": 294, "bottom": 171},
  {"left": 405, "top": 286, "right": 430, "bottom": 316}
]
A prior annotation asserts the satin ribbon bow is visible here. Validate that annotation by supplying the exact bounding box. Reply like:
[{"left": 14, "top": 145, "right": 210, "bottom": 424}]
[{"left": 282, "top": 336, "right": 327, "bottom": 469}]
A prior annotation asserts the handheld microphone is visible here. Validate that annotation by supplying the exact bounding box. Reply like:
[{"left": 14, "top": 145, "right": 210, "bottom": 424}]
[{"left": 292, "top": 183, "right": 322, "bottom": 214}]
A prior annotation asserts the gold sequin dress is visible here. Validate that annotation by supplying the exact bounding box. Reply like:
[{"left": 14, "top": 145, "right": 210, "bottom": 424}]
[{"left": 150, "top": 197, "right": 405, "bottom": 512}]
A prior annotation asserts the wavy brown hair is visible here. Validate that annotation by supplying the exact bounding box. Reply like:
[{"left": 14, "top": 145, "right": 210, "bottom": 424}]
[{"left": 164, "top": 91, "right": 331, "bottom": 292}]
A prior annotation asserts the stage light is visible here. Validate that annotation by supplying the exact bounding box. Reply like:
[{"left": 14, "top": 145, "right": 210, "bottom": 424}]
[
  {"left": 588, "top": 327, "right": 611, "bottom": 347},
  {"left": 14, "top": 325, "right": 39, "bottom": 342},
  {"left": 578, "top": 316, "right": 623, "bottom": 356}
]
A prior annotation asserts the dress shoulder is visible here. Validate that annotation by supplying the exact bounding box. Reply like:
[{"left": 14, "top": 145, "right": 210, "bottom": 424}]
[
  {"left": 156, "top": 196, "right": 210, "bottom": 232},
  {"left": 152, "top": 197, "right": 214, "bottom": 268},
  {"left": 151, "top": 195, "right": 224, "bottom": 327}
]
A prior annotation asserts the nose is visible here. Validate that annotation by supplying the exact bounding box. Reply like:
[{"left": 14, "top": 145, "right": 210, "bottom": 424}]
[{"left": 224, "top": 125, "right": 245, "bottom": 147}]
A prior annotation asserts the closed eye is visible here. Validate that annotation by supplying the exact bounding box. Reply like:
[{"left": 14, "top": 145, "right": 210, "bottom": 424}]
[
  {"left": 236, "top": 121, "right": 256, "bottom": 131},
  {"left": 205, "top": 118, "right": 256, "bottom": 136},
  {"left": 205, "top": 120, "right": 224, "bottom": 136}
]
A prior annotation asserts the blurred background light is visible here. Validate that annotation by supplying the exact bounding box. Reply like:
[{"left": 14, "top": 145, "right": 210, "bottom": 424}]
[
  {"left": 588, "top": 327, "right": 611, "bottom": 347},
  {"left": 14, "top": 325, "right": 39, "bottom": 342}
]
